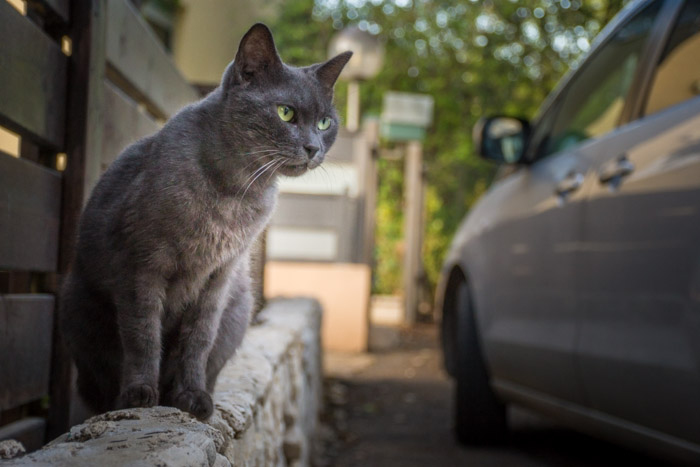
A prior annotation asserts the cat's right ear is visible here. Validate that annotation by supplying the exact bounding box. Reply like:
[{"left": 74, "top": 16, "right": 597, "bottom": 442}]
[
  {"left": 226, "top": 23, "right": 282, "bottom": 87},
  {"left": 315, "top": 51, "right": 353, "bottom": 93}
]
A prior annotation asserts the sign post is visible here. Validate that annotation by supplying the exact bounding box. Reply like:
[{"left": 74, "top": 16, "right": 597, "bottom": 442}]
[{"left": 381, "top": 92, "right": 434, "bottom": 324}]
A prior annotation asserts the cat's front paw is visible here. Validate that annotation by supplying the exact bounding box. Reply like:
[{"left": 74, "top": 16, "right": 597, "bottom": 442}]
[
  {"left": 119, "top": 383, "right": 159, "bottom": 409},
  {"left": 172, "top": 389, "right": 213, "bottom": 420}
]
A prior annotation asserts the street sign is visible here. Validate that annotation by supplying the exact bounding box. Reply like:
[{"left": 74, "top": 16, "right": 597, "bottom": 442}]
[
  {"left": 380, "top": 123, "right": 426, "bottom": 142},
  {"left": 381, "top": 92, "right": 434, "bottom": 128},
  {"left": 380, "top": 92, "right": 434, "bottom": 141}
]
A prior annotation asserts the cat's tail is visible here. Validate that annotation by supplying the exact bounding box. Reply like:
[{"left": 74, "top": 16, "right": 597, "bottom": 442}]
[{"left": 59, "top": 272, "right": 122, "bottom": 414}]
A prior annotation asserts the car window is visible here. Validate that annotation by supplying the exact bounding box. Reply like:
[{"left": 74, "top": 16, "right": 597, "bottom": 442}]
[
  {"left": 539, "top": 1, "right": 662, "bottom": 158},
  {"left": 525, "top": 101, "right": 559, "bottom": 162},
  {"left": 645, "top": 1, "right": 700, "bottom": 116}
]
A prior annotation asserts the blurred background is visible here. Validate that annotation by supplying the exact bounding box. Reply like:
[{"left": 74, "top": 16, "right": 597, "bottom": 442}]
[
  {"left": 0, "top": 0, "right": 631, "bottom": 346},
  {"left": 121, "top": 0, "right": 632, "bottom": 352},
  {"left": 5, "top": 0, "right": 700, "bottom": 465}
]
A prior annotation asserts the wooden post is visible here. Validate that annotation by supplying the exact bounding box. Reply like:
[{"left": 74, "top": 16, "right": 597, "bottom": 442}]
[
  {"left": 346, "top": 81, "right": 360, "bottom": 132},
  {"left": 402, "top": 140, "right": 423, "bottom": 325},
  {"left": 49, "top": 0, "right": 108, "bottom": 440},
  {"left": 359, "top": 119, "right": 379, "bottom": 266}
]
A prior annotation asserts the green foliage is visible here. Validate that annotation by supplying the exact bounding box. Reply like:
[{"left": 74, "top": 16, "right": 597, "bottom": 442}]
[
  {"left": 374, "top": 157, "right": 405, "bottom": 294},
  {"left": 146, "top": 0, "right": 180, "bottom": 13},
  {"left": 271, "top": 0, "right": 628, "bottom": 298}
]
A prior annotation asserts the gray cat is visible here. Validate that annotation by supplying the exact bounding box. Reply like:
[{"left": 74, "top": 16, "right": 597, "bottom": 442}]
[{"left": 59, "top": 23, "right": 351, "bottom": 420}]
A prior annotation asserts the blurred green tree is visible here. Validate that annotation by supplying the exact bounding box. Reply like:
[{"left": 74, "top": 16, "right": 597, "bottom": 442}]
[{"left": 271, "top": 0, "right": 628, "bottom": 300}]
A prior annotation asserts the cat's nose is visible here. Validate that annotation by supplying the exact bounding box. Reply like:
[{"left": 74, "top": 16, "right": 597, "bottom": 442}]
[{"left": 304, "top": 144, "right": 319, "bottom": 159}]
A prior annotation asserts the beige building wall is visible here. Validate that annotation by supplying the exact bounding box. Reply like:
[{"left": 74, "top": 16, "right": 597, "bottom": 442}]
[
  {"left": 265, "top": 262, "right": 371, "bottom": 353},
  {"left": 172, "top": 0, "right": 282, "bottom": 85}
]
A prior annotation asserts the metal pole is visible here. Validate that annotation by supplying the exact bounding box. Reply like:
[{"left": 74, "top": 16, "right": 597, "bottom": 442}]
[
  {"left": 347, "top": 80, "right": 360, "bottom": 132},
  {"left": 402, "top": 140, "right": 423, "bottom": 325}
]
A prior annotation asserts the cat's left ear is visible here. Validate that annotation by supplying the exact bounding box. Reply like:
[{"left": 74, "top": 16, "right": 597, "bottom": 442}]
[
  {"left": 315, "top": 51, "right": 353, "bottom": 93},
  {"left": 229, "top": 23, "right": 282, "bottom": 86}
]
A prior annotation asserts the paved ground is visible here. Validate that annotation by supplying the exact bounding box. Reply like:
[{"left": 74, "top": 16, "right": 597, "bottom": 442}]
[{"left": 319, "top": 325, "right": 681, "bottom": 467}]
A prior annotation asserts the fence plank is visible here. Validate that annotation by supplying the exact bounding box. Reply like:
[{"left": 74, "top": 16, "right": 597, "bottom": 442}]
[
  {"left": 106, "top": 0, "right": 198, "bottom": 119},
  {"left": 270, "top": 194, "right": 361, "bottom": 263},
  {"left": 26, "top": 0, "right": 70, "bottom": 25},
  {"left": 0, "top": 1, "right": 67, "bottom": 149},
  {"left": 273, "top": 193, "right": 348, "bottom": 229},
  {"left": 326, "top": 129, "right": 357, "bottom": 163},
  {"left": 0, "top": 295, "right": 55, "bottom": 411},
  {"left": 101, "top": 81, "right": 161, "bottom": 171},
  {"left": 0, "top": 153, "right": 61, "bottom": 272},
  {"left": 0, "top": 417, "right": 46, "bottom": 452}
]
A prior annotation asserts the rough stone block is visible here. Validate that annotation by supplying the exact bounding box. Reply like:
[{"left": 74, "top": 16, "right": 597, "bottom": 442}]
[{"left": 0, "top": 298, "right": 323, "bottom": 467}]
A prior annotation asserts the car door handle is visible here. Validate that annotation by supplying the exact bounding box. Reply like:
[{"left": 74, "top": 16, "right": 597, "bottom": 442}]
[
  {"left": 555, "top": 172, "right": 584, "bottom": 197},
  {"left": 599, "top": 157, "right": 635, "bottom": 184}
]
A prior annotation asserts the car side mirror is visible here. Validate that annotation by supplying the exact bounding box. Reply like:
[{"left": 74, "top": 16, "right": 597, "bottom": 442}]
[{"left": 473, "top": 116, "right": 530, "bottom": 164}]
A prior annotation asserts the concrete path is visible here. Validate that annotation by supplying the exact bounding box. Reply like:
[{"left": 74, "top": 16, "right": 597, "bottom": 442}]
[{"left": 321, "top": 325, "right": 678, "bottom": 467}]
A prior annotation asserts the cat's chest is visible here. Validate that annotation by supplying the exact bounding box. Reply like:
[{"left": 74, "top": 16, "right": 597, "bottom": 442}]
[
  {"left": 181, "top": 187, "right": 277, "bottom": 266},
  {"left": 161, "top": 189, "right": 276, "bottom": 314}
]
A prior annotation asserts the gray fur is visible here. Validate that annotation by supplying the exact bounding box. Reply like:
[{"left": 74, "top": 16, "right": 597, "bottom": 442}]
[{"left": 59, "top": 24, "right": 351, "bottom": 420}]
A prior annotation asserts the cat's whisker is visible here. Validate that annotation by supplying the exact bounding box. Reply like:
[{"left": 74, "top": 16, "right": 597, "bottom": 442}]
[
  {"left": 244, "top": 158, "right": 278, "bottom": 183},
  {"left": 236, "top": 159, "right": 286, "bottom": 218},
  {"left": 318, "top": 161, "right": 340, "bottom": 186},
  {"left": 235, "top": 153, "right": 279, "bottom": 174},
  {"left": 272, "top": 159, "right": 287, "bottom": 179},
  {"left": 243, "top": 148, "right": 280, "bottom": 156},
  {"left": 263, "top": 159, "right": 287, "bottom": 187},
  {"left": 233, "top": 159, "right": 278, "bottom": 200},
  {"left": 219, "top": 156, "right": 273, "bottom": 189},
  {"left": 233, "top": 159, "right": 280, "bottom": 218},
  {"left": 238, "top": 158, "right": 279, "bottom": 200},
  {"left": 221, "top": 149, "right": 276, "bottom": 159},
  {"left": 319, "top": 165, "right": 333, "bottom": 190},
  {"left": 211, "top": 149, "right": 279, "bottom": 163}
]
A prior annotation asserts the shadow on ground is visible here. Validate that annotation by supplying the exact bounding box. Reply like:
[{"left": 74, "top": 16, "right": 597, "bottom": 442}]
[{"left": 318, "top": 325, "right": 681, "bottom": 467}]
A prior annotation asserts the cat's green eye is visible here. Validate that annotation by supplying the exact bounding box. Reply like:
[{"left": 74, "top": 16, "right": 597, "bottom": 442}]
[
  {"left": 277, "top": 105, "right": 295, "bottom": 122},
  {"left": 317, "top": 117, "right": 332, "bottom": 131}
]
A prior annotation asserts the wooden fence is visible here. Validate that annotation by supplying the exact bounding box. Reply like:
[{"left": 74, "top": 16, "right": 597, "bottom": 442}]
[{"left": 0, "top": 0, "right": 199, "bottom": 449}]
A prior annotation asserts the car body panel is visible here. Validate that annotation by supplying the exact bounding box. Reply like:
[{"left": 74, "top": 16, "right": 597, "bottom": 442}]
[
  {"left": 454, "top": 148, "right": 588, "bottom": 405},
  {"left": 437, "top": 0, "right": 700, "bottom": 459},
  {"left": 575, "top": 98, "right": 700, "bottom": 442}
]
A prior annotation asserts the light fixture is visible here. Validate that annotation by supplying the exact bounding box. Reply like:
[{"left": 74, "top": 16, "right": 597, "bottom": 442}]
[{"left": 328, "top": 27, "right": 385, "bottom": 132}]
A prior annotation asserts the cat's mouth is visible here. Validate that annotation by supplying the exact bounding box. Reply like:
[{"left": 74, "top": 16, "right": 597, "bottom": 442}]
[{"left": 279, "top": 160, "right": 309, "bottom": 176}]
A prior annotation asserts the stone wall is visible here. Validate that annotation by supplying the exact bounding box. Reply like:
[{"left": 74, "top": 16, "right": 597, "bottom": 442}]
[{"left": 0, "top": 298, "right": 323, "bottom": 467}]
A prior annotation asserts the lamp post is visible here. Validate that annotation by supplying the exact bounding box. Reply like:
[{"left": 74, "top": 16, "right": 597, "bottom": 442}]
[{"left": 328, "top": 27, "right": 384, "bottom": 132}]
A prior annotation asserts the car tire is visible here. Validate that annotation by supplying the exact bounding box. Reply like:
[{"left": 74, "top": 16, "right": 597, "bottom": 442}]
[{"left": 454, "top": 280, "right": 508, "bottom": 445}]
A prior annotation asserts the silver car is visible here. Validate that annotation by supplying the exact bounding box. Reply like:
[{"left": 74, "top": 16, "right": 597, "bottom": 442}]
[{"left": 436, "top": 0, "right": 700, "bottom": 462}]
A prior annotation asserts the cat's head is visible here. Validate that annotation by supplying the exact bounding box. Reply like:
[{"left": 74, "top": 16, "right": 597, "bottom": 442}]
[{"left": 219, "top": 23, "right": 352, "bottom": 179}]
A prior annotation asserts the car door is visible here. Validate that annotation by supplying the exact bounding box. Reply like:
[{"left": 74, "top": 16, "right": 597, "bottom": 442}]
[
  {"left": 468, "top": 107, "right": 589, "bottom": 406},
  {"left": 477, "top": 0, "right": 666, "bottom": 407},
  {"left": 575, "top": 0, "right": 700, "bottom": 443}
]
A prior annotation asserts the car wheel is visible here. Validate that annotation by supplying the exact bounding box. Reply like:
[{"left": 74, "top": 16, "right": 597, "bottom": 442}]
[{"left": 454, "top": 280, "right": 508, "bottom": 445}]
